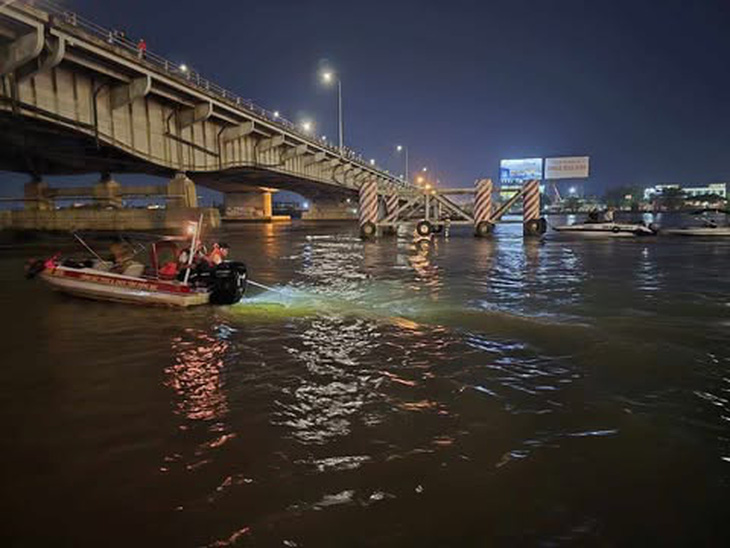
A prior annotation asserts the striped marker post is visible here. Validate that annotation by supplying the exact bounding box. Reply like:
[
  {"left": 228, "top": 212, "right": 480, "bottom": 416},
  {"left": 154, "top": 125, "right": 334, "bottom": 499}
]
[
  {"left": 385, "top": 194, "right": 399, "bottom": 219},
  {"left": 473, "top": 178, "right": 494, "bottom": 237},
  {"left": 359, "top": 179, "right": 379, "bottom": 239},
  {"left": 522, "top": 179, "right": 543, "bottom": 236}
]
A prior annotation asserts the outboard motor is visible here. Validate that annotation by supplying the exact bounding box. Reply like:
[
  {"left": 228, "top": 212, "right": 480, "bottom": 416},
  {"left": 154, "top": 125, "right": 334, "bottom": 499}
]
[{"left": 208, "top": 261, "right": 247, "bottom": 305}]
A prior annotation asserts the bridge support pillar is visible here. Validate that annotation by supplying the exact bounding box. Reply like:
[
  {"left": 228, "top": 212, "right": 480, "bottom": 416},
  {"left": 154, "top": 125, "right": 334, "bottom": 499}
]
[
  {"left": 24, "top": 179, "right": 53, "bottom": 211},
  {"left": 224, "top": 189, "right": 274, "bottom": 221},
  {"left": 167, "top": 173, "right": 198, "bottom": 209},
  {"left": 301, "top": 197, "right": 357, "bottom": 221},
  {"left": 93, "top": 175, "right": 122, "bottom": 208}
]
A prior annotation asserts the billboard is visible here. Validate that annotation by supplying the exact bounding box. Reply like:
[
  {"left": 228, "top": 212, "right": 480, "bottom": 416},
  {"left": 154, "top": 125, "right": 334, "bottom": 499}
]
[
  {"left": 499, "top": 158, "right": 543, "bottom": 185},
  {"left": 544, "top": 156, "right": 589, "bottom": 180}
]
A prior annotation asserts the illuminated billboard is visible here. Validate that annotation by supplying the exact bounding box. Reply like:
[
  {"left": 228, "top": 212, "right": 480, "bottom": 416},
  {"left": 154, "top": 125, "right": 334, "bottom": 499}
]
[
  {"left": 500, "top": 158, "right": 543, "bottom": 185},
  {"left": 544, "top": 156, "right": 589, "bottom": 179}
]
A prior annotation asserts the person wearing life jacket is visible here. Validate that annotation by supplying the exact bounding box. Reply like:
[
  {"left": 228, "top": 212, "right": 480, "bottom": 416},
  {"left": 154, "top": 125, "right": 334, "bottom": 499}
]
[{"left": 207, "top": 242, "right": 229, "bottom": 265}]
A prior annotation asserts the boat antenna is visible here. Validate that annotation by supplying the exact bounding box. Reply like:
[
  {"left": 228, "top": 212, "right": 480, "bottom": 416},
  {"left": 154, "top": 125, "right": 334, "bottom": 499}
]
[{"left": 73, "top": 232, "right": 105, "bottom": 263}]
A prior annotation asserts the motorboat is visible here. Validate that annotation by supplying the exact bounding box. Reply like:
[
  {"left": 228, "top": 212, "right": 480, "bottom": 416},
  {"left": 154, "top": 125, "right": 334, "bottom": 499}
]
[
  {"left": 25, "top": 220, "right": 248, "bottom": 307},
  {"left": 662, "top": 209, "right": 730, "bottom": 237},
  {"left": 552, "top": 220, "right": 658, "bottom": 237}
]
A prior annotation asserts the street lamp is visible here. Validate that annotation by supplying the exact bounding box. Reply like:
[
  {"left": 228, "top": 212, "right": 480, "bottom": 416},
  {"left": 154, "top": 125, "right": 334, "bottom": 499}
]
[
  {"left": 321, "top": 69, "right": 343, "bottom": 153},
  {"left": 301, "top": 120, "right": 314, "bottom": 133},
  {"left": 396, "top": 145, "right": 409, "bottom": 184},
  {"left": 272, "top": 110, "right": 280, "bottom": 119},
  {"left": 369, "top": 159, "right": 376, "bottom": 166}
]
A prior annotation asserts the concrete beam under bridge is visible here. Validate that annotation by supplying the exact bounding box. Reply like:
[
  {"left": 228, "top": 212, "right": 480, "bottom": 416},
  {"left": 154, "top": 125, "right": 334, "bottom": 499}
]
[
  {"left": 111, "top": 76, "right": 152, "bottom": 110},
  {"left": 15, "top": 34, "right": 65, "bottom": 82},
  {"left": 304, "top": 152, "right": 326, "bottom": 166},
  {"left": 0, "top": 25, "right": 44, "bottom": 76},
  {"left": 257, "top": 134, "right": 285, "bottom": 154},
  {"left": 176, "top": 102, "right": 213, "bottom": 129},
  {"left": 220, "top": 120, "right": 254, "bottom": 142},
  {"left": 282, "top": 144, "right": 307, "bottom": 162}
]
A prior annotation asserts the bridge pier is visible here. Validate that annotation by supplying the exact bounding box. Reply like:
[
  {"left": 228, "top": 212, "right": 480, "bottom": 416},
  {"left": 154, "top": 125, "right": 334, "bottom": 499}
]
[
  {"left": 93, "top": 175, "right": 122, "bottom": 208},
  {"left": 24, "top": 179, "right": 54, "bottom": 210},
  {"left": 224, "top": 188, "right": 278, "bottom": 221},
  {"left": 301, "top": 197, "right": 357, "bottom": 221},
  {"left": 167, "top": 173, "right": 198, "bottom": 209}
]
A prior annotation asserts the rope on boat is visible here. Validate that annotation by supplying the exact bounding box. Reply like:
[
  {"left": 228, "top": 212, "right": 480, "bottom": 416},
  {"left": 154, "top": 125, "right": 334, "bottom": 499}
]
[{"left": 247, "top": 279, "right": 287, "bottom": 295}]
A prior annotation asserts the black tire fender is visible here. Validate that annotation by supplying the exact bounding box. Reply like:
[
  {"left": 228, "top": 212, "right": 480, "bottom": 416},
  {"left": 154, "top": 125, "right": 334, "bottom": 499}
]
[{"left": 416, "top": 220, "right": 433, "bottom": 237}]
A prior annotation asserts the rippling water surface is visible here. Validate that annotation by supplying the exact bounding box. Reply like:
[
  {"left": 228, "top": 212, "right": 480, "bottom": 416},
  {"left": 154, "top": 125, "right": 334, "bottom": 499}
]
[{"left": 1, "top": 220, "right": 729, "bottom": 546}]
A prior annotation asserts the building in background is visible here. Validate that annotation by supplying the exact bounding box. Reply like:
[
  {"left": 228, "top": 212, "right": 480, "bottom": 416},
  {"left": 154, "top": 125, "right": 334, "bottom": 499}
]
[{"left": 643, "top": 183, "right": 727, "bottom": 201}]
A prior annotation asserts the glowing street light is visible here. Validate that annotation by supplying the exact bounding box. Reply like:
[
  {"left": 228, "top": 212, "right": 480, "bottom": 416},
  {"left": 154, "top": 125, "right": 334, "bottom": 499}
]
[
  {"left": 569, "top": 186, "right": 577, "bottom": 194},
  {"left": 416, "top": 176, "right": 425, "bottom": 184},
  {"left": 272, "top": 110, "right": 280, "bottom": 119},
  {"left": 179, "top": 64, "right": 188, "bottom": 73},
  {"left": 301, "top": 120, "right": 314, "bottom": 133},
  {"left": 422, "top": 167, "right": 428, "bottom": 172},
  {"left": 369, "top": 158, "right": 376, "bottom": 166},
  {"left": 320, "top": 68, "right": 344, "bottom": 153},
  {"left": 396, "top": 144, "right": 409, "bottom": 184}
]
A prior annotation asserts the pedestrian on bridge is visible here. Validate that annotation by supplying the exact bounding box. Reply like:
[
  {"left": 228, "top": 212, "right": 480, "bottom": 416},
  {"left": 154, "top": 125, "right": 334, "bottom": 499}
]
[{"left": 137, "top": 38, "right": 147, "bottom": 59}]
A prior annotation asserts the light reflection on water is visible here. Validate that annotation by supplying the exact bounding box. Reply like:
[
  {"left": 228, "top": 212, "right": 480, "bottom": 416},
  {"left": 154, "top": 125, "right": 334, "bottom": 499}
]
[{"left": 2, "top": 219, "right": 730, "bottom": 546}]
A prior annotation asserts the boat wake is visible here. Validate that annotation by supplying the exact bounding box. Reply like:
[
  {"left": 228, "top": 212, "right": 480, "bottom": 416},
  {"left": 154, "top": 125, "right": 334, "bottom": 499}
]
[{"left": 228, "top": 282, "right": 596, "bottom": 349}]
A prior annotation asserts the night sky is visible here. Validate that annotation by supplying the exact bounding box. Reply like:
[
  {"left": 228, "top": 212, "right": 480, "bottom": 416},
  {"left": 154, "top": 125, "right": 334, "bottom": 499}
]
[{"left": 5, "top": 0, "right": 730, "bottom": 196}]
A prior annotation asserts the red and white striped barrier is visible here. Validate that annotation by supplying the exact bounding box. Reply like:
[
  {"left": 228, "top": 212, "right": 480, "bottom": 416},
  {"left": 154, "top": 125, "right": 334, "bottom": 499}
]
[
  {"left": 359, "top": 180, "right": 379, "bottom": 239},
  {"left": 473, "top": 178, "right": 494, "bottom": 237},
  {"left": 385, "top": 194, "right": 399, "bottom": 218},
  {"left": 522, "top": 179, "right": 544, "bottom": 236}
]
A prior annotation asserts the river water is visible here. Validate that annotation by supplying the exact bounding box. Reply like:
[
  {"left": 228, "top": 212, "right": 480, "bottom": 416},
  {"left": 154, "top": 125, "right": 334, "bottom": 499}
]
[{"left": 1, "top": 219, "right": 729, "bottom": 546}]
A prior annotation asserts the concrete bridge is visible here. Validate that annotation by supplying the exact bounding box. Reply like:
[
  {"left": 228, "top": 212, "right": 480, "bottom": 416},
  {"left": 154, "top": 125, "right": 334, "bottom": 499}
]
[{"left": 0, "top": 0, "right": 409, "bottom": 222}]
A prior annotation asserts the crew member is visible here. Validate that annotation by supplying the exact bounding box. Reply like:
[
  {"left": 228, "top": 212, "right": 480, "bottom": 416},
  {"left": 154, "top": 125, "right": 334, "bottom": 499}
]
[{"left": 208, "top": 242, "right": 230, "bottom": 265}]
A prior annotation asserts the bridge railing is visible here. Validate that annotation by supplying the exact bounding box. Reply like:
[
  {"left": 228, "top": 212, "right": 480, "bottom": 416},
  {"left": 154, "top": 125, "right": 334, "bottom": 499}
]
[{"left": 21, "top": 0, "right": 404, "bottom": 185}]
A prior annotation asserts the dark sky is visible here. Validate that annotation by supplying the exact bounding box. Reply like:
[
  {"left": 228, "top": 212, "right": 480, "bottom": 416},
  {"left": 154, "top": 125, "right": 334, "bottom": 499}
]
[{"left": 6, "top": 0, "right": 730, "bottom": 195}]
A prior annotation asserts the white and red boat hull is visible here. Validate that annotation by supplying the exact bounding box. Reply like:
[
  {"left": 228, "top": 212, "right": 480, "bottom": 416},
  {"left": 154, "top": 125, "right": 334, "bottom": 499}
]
[{"left": 40, "top": 266, "right": 210, "bottom": 307}]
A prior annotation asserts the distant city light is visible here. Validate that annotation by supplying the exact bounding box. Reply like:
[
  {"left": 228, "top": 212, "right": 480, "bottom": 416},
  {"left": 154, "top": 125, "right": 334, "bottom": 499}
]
[
  {"left": 321, "top": 135, "right": 327, "bottom": 141},
  {"left": 417, "top": 176, "right": 425, "bottom": 184},
  {"left": 422, "top": 167, "right": 428, "bottom": 172},
  {"left": 569, "top": 186, "right": 577, "bottom": 194},
  {"left": 425, "top": 183, "right": 432, "bottom": 190},
  {"left": 303, "top": 201, "right": 309, "bottom": 209}
]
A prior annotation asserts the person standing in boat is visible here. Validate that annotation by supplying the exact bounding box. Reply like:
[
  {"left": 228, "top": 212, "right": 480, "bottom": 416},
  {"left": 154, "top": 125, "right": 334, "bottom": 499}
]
[
  {"left": 603, "top": 207, "right": 615, "bottom": 222},
  {"left": 207, "top": 243, "right": 229, "bottom": 265}
]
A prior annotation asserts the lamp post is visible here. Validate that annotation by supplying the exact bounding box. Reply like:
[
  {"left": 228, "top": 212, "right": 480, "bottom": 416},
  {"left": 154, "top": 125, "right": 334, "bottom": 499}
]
[
  {"left": 321, "top": 70, "right": 343, "bottom": 153},
  {"left": 396, "top": 145, "right": 409, "bottom": 184}
]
